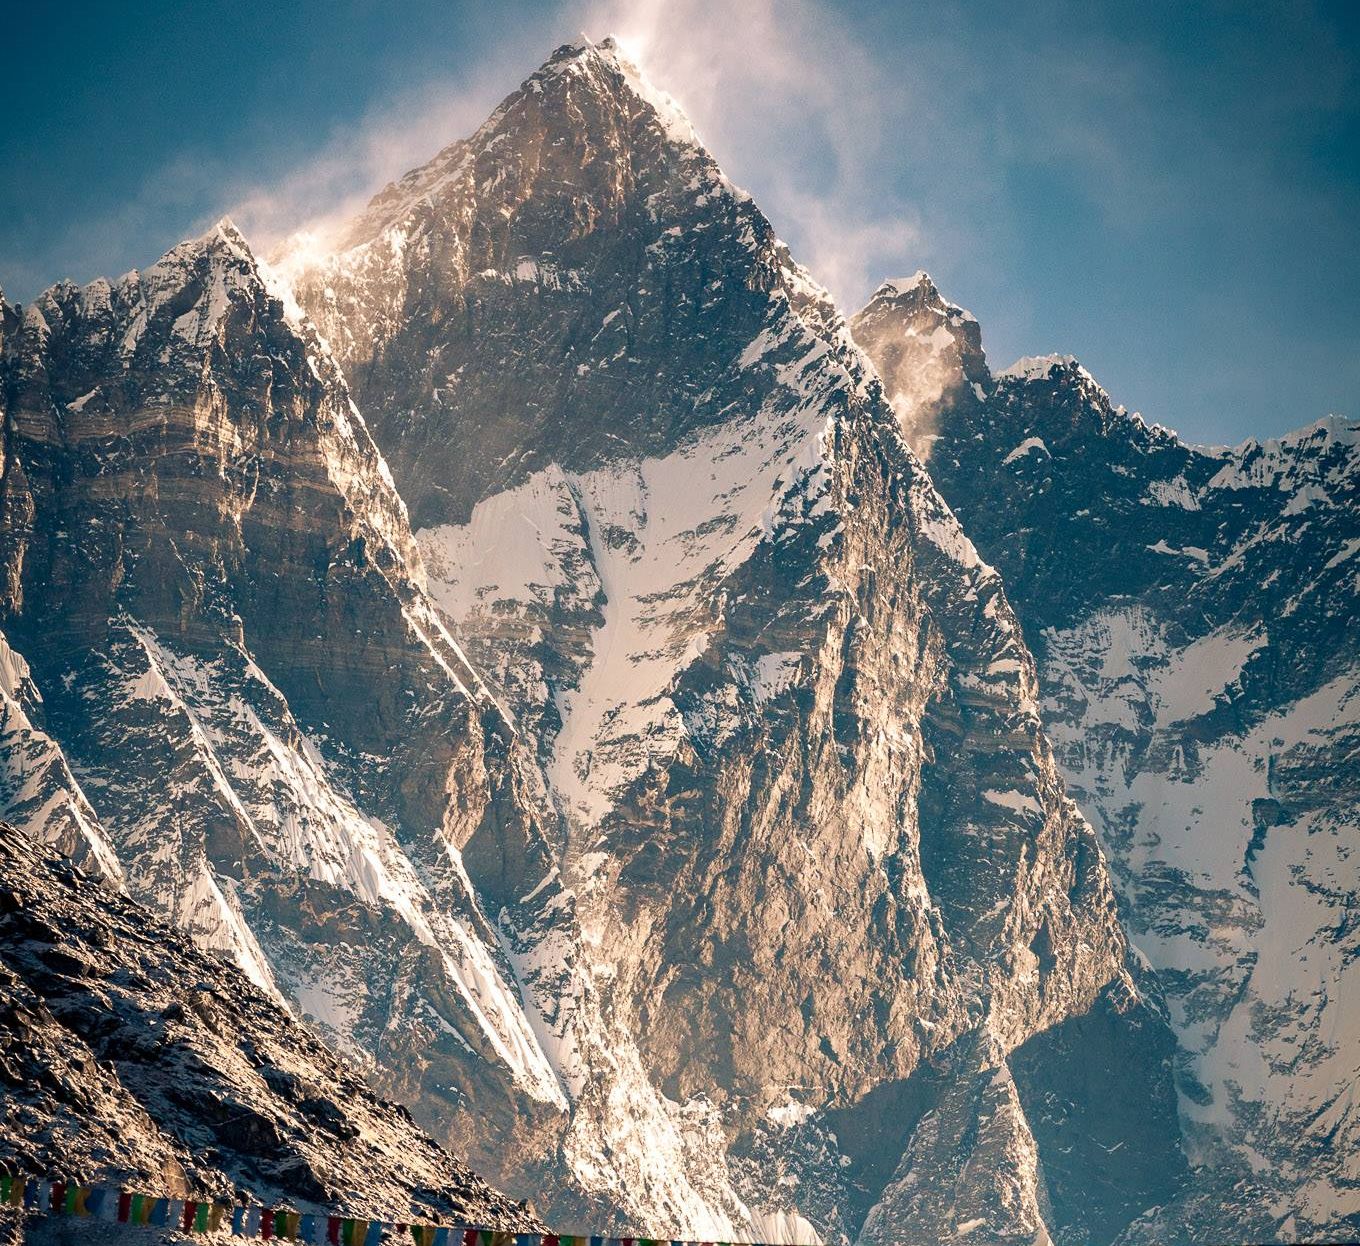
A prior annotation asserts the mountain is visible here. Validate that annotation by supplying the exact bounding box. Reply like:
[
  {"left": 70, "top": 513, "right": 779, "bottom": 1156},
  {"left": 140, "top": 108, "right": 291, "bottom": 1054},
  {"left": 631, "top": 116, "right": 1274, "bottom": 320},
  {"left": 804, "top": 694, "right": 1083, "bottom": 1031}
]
[
  {"left": 0, "top": 224, "right": 574, "bottom": 1204},
  {"left": 0, "top": 819, "right": 535, "bottom": 1233},
  {"left": 277, "top": 38, "right": 1188, "bottom": 1243},
  {"left": 852, "top": 274, "right": 1360, "bottom": 1243}
]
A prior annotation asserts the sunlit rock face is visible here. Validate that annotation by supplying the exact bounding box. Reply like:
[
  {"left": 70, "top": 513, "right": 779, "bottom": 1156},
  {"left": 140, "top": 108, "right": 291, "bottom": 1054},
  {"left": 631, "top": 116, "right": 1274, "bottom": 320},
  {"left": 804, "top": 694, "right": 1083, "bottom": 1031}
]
[
  {"left": 853, "top": 283, "right": 1360, "bottom": 1245},
  {"left": 277, "top": 38, "right": 1188, "bottom": 1243},
  {"left": 0, "top": 227, "right": 576, "bottom": 1204}
]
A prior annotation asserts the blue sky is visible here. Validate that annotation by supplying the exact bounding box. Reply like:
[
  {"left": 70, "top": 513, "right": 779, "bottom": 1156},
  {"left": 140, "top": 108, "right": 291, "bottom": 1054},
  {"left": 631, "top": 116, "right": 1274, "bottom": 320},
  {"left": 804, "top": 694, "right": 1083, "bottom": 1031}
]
[{"left": 2, "top": 0, "right": 1355, "bottom": 443}]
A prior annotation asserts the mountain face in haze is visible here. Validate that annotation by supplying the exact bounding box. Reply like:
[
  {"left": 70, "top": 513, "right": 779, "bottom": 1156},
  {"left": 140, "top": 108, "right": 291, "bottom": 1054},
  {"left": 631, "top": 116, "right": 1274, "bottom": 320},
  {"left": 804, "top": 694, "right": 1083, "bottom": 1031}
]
[
  {"left": 852, "top": 275, "right": 1360, "bottom": 1244},
  {"left": 0, "top": 820, "right": 535, "bottom": 1230},
  {"left": 278, "top": 38, "right": 1189, "bottom": 1244}
]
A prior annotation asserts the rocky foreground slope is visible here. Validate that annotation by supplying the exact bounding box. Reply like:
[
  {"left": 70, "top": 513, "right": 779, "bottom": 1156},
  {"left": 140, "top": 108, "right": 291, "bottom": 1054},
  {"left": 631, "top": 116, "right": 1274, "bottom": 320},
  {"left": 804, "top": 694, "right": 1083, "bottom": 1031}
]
[
  {"left": 0, "top": 819, "right": 533, "bottom": 1228},
  {"left": 853, "top": 274, "right": 1360, "bottom": 1244},
  {"left": 278, "top": 38, "right": 1188, "bottom": 1244}
]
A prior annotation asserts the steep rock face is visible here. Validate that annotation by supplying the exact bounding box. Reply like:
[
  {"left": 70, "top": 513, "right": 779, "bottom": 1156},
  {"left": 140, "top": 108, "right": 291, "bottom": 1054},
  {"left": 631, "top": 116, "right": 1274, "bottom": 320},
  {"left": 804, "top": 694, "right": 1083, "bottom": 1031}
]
[
  {"left": 852, "top": 279, "right": 1360, "bottom": 1243},
  {"left": 0, "top": 819, "right": 536, "bottom": 1228},
  {"left": 0, "top": 626, "right": 118, "bottom": 880},
  {"left": 279, "top": 40, "right": 829, "bottom": 528},
  {"left": 0, "top": 231, "right": 575, "bottom": 1194},
  {"left": 0, "top": 294, "right": 117, "bottom": 878},
  {"left": 284, "top": 39, "right": 1186, "bottom": 1243}
]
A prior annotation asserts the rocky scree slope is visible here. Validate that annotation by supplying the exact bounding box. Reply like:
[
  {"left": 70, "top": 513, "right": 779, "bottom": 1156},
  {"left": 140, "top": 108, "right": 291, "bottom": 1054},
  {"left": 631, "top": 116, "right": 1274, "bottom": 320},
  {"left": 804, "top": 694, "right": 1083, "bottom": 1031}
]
[
  {"left": 281, "top": 37, "right": 1188, "bottom": 1246},
  {"left": 852, "top": 273, "right": 1360, "bottom": 1244},
  {"left": 0, "top": 230, "right": 582, "bottom": 1203},
  {"left": 0, "top": 818, "right": 536, "bottom": 1229}
]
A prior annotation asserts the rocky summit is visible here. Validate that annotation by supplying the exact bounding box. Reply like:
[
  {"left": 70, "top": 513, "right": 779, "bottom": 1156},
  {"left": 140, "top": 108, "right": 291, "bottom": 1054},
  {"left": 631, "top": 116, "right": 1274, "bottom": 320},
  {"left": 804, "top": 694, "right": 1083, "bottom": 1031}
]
[
  {"left": 0, "top": 29, "right": 1349, "bottom": 1246},
  {"left": 852, "top": 275, "right": 1360, "bottom": 1244}
]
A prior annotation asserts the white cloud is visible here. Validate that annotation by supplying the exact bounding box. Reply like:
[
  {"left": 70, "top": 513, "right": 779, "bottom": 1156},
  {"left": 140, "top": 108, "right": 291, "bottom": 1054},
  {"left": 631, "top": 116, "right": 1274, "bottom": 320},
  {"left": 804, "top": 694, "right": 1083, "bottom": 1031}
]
[
  {"left": 765, "top": 187, "right": 923, "bottom": 311},
  {"left": 224, "top": 42, "right": 547, "bottom": 255},
  {"left": 577, "top": 0, "right": 929, "bottom": 308}
]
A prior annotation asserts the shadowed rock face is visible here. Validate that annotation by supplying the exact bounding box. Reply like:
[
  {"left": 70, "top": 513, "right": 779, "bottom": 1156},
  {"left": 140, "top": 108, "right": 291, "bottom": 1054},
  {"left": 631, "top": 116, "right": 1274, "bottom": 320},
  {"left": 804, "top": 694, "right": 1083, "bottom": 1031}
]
[
  {"left": 0, "top": 819, "right": 538, "bottom": 1229},
  {"left": 852, "top": 278, "right": 1360, "bottom": 1244},
  {"left": 279, "top": 38, "right": 1189, "bottom": 1243}
]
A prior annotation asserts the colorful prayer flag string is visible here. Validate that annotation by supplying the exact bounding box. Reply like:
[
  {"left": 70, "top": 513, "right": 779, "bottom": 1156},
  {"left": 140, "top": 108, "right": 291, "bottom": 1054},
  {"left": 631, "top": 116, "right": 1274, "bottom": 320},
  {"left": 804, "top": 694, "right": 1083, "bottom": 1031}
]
[{"left": 0, "top": 1178, "right": 804, "bottom": 1246}]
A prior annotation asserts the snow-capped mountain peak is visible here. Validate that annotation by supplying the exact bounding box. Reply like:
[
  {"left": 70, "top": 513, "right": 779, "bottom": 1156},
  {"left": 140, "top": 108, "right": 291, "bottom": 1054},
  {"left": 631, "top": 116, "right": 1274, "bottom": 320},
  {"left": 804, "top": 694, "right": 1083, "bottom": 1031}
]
[
  {"left": 850, "top": 268, "right": 988, "bottom": 456},
  {"left": 543, "top": 35, "right": 702, "bottom": 145},
  {"left": 0, "top": 208, "right": 575, "bottom": 1163},
  {"left": 265, "top": 40, "right": 1189, "bottom": 1243},
  {"left": 995, "top": 353, "right": 1084, "bottom": 381},
  {"left": 281, "top": 32, "right": 706, "bottom": 272}
]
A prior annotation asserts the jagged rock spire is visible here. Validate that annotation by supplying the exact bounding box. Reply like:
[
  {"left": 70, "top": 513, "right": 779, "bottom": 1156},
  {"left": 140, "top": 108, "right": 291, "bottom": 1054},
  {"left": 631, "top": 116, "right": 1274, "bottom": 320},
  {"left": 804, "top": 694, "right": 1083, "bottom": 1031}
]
[{"left": 851, "top": 269, "right": 990, "bottom": 457}]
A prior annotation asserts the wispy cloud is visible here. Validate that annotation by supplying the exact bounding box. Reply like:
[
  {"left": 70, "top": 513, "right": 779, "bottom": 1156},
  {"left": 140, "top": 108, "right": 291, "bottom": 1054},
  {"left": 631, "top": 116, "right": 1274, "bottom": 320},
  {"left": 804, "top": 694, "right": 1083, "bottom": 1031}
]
[
  {"left": 221, "top": 0, "right": 939, "bottom": 310},
  {"left": 0, "top": 40, "right": 549, "bottom": 299},
  {"left": 5, "top": 0, "right": 936, "bottom": 315},
  {"left": 578, "top": 0, "right": 930, "bottom": 308},
  {"left": 225, "top": 41, "right": 548, "bottom": 254}
]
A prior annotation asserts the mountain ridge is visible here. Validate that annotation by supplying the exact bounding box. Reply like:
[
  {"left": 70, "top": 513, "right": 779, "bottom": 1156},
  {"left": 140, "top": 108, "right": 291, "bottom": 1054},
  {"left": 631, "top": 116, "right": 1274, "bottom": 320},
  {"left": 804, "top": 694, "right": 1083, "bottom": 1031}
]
[
  {"left": 851, "top": 271, "right": 1360, "bottom": 1243},
  {"left": 0, "top": 212, "right": 583, "bottom": 1197},
  {"left": 8, "top": 30, "right": 1347, "bottom": 1244}
]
